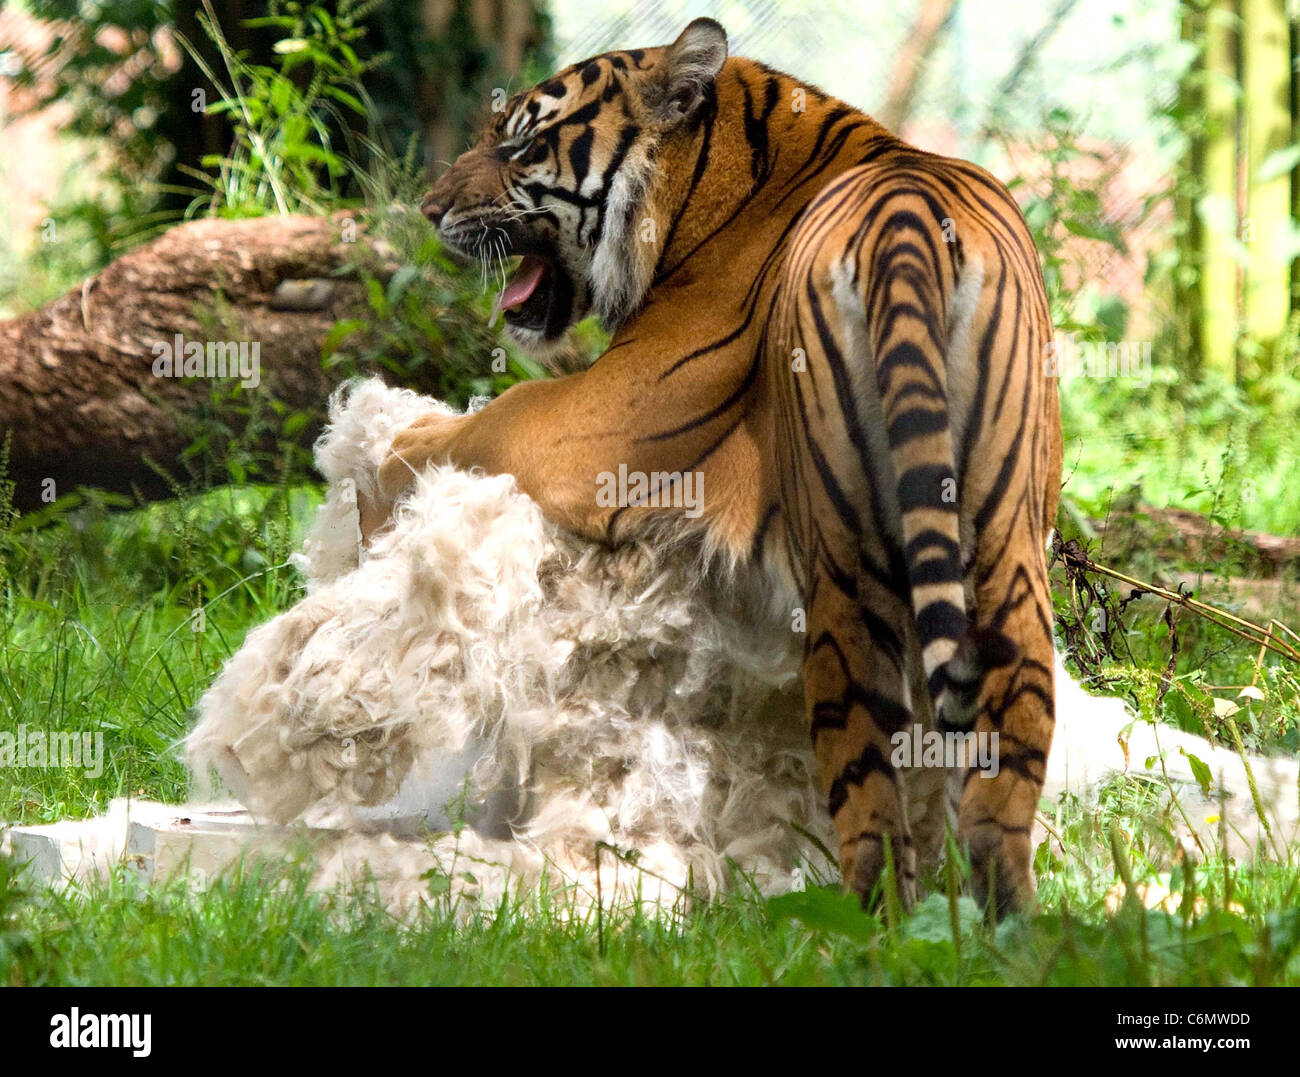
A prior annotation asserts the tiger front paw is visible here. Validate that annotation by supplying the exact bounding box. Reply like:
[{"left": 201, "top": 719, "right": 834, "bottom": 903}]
[{"left": 358, "top": 410, "right": 470, "bottom": 547}]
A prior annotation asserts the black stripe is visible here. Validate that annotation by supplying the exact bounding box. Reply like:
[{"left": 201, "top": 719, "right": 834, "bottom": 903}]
[
  {"left": 876, "top": 341, "right": 938, "bottom": 393},
  {"left": 905, "top": 529, "right": 960, "bottom": 566},
  {"left": 916, "top": 600, "right": 965, "bottom": 643},
  {"left": 810, "top": 701, "right": 847, "bottom": 737},
  {"left": 654, "top": 101, "right": 715, "bottom": 278},
  {"left": 828, "top": 744, "right": 896, "bottom": 817},
  {"left": 887, "top": 407, "right": 948, "bottom": 445},
  {"left": 750, "top": 502, "right": 779, "bottom": 561},
  {"left": 639, "top": 353, "right": 760, "bottom": 441},
  {"left": 590, "top": 123, "right": 641, "bottom": 247},
  {"left": 897, "top": 464, "right": 957, "bottom": 513},
  {"left": 567, "top": 126, "right": 594, "bottom": 186},
  {"left": 909, "top": 556, "right": 962, "bottom": 585}
]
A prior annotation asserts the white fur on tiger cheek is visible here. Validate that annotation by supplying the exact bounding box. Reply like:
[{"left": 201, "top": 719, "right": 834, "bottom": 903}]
[{"left": 589, "top": 149, "right": 659, "bottom": 329}]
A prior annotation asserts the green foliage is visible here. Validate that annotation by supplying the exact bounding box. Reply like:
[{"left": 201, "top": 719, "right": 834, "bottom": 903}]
[
  {"left": 1013, "top": 106, "right": 1300, "bottom": 757},
  {"left": 1060, "top": 362, "right": 1300, "bottom": 537},
  {"left": 0, "top": 480, "right": 315, "bottom": 824},
  {"left": 0, "top": 851, "right": 37, "bottom": 985},
  {"left": 363, "top": 0, "right": 554, "bottom": 166},
  {"left": 1052, "top": 342, "right": 1300, "bottom": 750},
  {"left": 3, "top": 814, "right": 1298, "bottom": 985},
  {"left": 1, "top": 0, "right": 552, "bottom": 309},
  {"left": 1051, "top": 502, "right": 1300, "bottom": 754},
  {"left": 1004, "top": 106, "right": 1137, "bottom": 339},
  {"left": 185, "top": 0, "right": 388, "bottom": 217},
  {"left": 326, "top": 206, "right": 550, "bottom": 408}
]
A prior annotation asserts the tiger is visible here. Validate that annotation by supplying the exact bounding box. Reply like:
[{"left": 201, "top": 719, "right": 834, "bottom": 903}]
[{"left": 359, "top": 17, "right": 1063, "bottom": 917}]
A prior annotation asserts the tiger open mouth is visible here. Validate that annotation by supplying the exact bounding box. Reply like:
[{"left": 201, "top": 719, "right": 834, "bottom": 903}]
[{"left": 494, "top": 253, "right": 574, "bottom": 339}]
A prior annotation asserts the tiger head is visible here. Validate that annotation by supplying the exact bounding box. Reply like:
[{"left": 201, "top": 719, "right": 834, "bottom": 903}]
[{"left": 420, "top": 18, "right": 729, "bottom": 351}]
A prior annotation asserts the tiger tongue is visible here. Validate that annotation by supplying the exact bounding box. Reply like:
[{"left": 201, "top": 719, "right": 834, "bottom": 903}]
[{"left": 499, "top": 255, "right": 547, "bottom": 310}]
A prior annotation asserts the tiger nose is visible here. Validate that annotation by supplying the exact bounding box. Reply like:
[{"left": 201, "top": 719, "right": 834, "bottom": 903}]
[{"left": 420, "top": 194, "right": 446, "bottom": 225}]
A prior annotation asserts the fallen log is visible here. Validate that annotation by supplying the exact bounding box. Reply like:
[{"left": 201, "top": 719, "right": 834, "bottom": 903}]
[
  {"left": 1093, "top": 504, "right": 1300, "bottom": 578},
  {"left": 0, "top": 213, "right": 402, "bottom": 510}
]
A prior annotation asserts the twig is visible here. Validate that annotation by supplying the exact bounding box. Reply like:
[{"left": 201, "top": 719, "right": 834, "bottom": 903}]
[{"left": 1055, "top": 537, "right": 1300, "bottom": 664}]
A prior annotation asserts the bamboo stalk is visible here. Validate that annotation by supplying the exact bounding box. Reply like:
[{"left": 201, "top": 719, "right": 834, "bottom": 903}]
[
  {"left": 1241, "top": 0, "right": 1293, "bottom": 371},
  {"left": 1201, "top": 0, "right": 1242, "bottom": 379}
]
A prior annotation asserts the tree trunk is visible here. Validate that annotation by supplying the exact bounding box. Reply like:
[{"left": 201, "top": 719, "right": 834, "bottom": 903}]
[
  {"left": 1175, "top": 0, "right": 1206, "bottom": 377},
  {"left": 1200, "top": 0, "right": 1241, "bottom": 380},
  {"left": 878, "top": 0, "right": 957, "bottom": 132},
  {"left": 0, "top": 214, "right": 396, "bottom": 510},
  {"left": 1241, "top": 0, "right": 1293, "bottom": 376}
]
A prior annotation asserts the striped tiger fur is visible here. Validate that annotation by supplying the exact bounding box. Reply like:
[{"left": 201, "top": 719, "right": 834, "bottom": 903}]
[{"left": 362, "top": 18, "right": 1063, "bottom": 916}]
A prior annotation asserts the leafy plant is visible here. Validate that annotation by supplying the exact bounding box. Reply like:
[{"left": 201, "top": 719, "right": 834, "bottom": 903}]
[
  {"left": 1003, "top": 106, "right": 1135, "bottom": 338},
  {"left": 183, "top": 0, "right": 388, "bottom": 217}
]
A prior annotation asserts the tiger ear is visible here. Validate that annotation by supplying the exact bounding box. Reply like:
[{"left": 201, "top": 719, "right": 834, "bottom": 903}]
[{"left": 649, "top": 18, "right": 728, "bottom": 125}]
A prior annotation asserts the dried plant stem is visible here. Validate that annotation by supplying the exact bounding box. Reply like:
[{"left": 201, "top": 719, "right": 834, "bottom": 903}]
[{"left": 1073, "top": 553, "right": 1300, "bottom": 664}]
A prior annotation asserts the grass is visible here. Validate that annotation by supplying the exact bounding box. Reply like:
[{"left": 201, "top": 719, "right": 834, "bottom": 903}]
[
  {"left": 1059, "top": 364, "right": 1300, "bottom": 537},
  {"left": 1, "top": 428, "right": 1299, "bottom": 986},
  {"left": 0, "top": 483, "right": 315, "bottom": 825},
  {"left": 4, "top": 812, "right": 1300, "bottom": 986}
]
